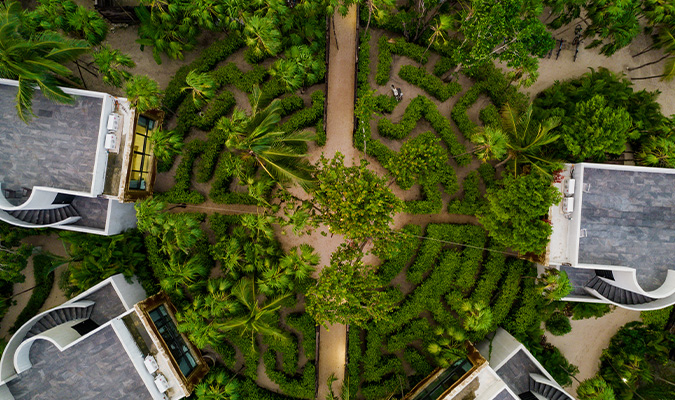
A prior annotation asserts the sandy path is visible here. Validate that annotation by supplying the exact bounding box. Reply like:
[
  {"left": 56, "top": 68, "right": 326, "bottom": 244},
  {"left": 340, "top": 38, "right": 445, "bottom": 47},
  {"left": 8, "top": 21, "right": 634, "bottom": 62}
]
[
  {"left": 313, "top": 6, "right": 359, "bottom": 399},
  {"left": 546, "top": 307, "right": 641, "bottom": 395},
  {"left": 0, "top": 234, "right": 70, "bottom": 340}
]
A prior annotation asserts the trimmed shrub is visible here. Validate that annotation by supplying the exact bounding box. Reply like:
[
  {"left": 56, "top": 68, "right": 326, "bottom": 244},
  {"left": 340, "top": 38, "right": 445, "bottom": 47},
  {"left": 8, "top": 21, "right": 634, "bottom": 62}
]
[
  {"left": 157, "top": 140, "right": 206, "bottom": 204},
  {"left": 376, "top": 95, "right": 470, "bottom": 165},
  {"left": 641, "top": 307, "right": 672, "bottom": 330},
  {"left": 570, "top": 302, "right": 612, "bottom": 320},
  {"left": 479, "top": 104, "right": 500, "bottom": 127},
  {"left": 10, "top": 253, "right": 56, "bottom": 333},
  {"left": 163, "top": 34, "right": 244, "bottom": 111},
  {"left": 286, "top": 313, "right": 317, "bottom": 360},
  {"left": 378, "top": 224, "right": 421, "bottom": 284},
  {"left": 209, "top": 153, "right": 257, "bottom": 205},
  {"left": 376, "top": 36, "right": 429, "bottom": 86},
  {"left": 280, "top": 90, "right": 325, "bottom": 134},
  {"left": 398, "top": 65, "right": 461, "bottom": 101},
  {"left": 433, "top": 56, "right": 455, "bottom": 77},
  {"left": 546, "top": 312, "right": 572, "bottom": 336},
  {"left": 448, "top": 171, "right": 484, "bottom": 215}
]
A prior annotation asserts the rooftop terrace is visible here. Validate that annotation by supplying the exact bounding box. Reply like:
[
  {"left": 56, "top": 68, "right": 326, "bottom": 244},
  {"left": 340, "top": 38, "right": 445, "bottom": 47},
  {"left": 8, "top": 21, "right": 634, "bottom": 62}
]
[
  {"left": 0, "top": 83, "right": 103, "bottom": 193},
  {"left": 578, "top": 167, "right": 675, "bottom": 291},
  {"left": 494, "top": 350, "right": 542, "bottom": 396}
]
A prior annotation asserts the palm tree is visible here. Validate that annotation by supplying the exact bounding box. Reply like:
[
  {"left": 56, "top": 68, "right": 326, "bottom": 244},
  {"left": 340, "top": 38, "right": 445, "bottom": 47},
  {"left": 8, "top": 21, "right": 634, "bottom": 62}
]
[
  {"left": 536, "top": 268, "right": 573, "bottom": 302},
  {"left": 470, "top": 126, "right": 508, "bottom": 162},
  {"left": 148, "top": 129, "right": 184, "bottom": 163},
  {"left": 159, "top": 253, "right": 210, "bottom": 294},
  {"left": 270, "top": 58, "right": 302, "bottom": 92},
  {"left": 193, "top": 369, "right": 240, "bottom": 400},
  {"left": 219, "top": 277, "right": 290, "bottom": 348},
  {"left": 636, "top": 134, "right": 675, "bottom": 168},
  {"left": 460, "top": 300, "right": 493, "bottom": 332},
  {"left": 182, "top": 70, "right": 216, "bottom": 108},
  {"left": 498, "top": 104, "right": 561, "bottom": 176},
  {"left": 220, "top": 86, "right": 315, "bottom": 188},
  {"left": 577, "top": 377, "right": 616, "bottom": 400},
  {"left": 188, "top": 0, "right": 225, "bottom": 31},
  {"left": 125, "top": 75, "right": 162, "bottom": 113},
  {"left": 243, "top": 15, "right": 282, "bottom": 60},
  {"left": 423, "top": 14, "right": 452, "bottom": 59},
  {"left": 176, "top": 296, "right": 227, "bottom": 349},
  {"left": 65, "top": 5, "right": 108, "bottom": 46},
  {"left": 427, "top": 325, "right": 467, "bottom": 368},
  {"left": 134, "top": 198, "right": 203, "bottom": 255},
  {"left": 0, "top": 1, "right": 89, "bottom": 122},
  {"left": 92, "top": 45, "right": 135, "bottom": 88},
  {"left": 257, "top": 244, "right": 319, "bottom": 296}
]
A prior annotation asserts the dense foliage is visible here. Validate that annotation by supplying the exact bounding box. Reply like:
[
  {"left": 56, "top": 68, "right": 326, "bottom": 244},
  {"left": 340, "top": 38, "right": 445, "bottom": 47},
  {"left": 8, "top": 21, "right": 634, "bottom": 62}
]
[{"left": 478, "top": 172, "right": 562, "bottom": 255}]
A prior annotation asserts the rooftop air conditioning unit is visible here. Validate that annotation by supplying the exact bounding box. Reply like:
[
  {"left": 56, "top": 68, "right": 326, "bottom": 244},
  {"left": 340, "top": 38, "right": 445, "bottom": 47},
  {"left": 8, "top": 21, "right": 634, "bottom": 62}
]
[
  {"left": 104, "top": 133, "right": 117, "bottom": 151},
  {"left": 154, "top": 374, "right": 170, "bottom": 393},
  {"left": 144, "top": 355, "right": 159, "bottom": 374},
  {"left": 563, "top": 179, "right": 575, "bottom": 196},
  {"left": 562, "top": 197, "right": 574, "bottom": 214},
  {"left": 107, "top": 113, "right": 120, "bottom": 133}
]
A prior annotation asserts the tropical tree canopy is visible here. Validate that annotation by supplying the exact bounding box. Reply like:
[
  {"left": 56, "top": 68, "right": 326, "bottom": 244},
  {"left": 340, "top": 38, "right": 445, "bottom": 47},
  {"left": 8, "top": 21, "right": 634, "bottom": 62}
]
[
  {"left": 536, "top": 268, "right": 573, "bottom": 302},
  {"left": 125, "top": 74, "right": 162, "bottom": 113},
  {"left": 220, "top": 86, "right": 315, "bottom": 188},
  {"left": 0, "top": 1, "right": 89, "bottom": 122},
  {"left": 478, "top": 172, "right": 562, "bottom": 255},
  {"left": 306, "top": 246, "right": 397, "bottom": 328}
]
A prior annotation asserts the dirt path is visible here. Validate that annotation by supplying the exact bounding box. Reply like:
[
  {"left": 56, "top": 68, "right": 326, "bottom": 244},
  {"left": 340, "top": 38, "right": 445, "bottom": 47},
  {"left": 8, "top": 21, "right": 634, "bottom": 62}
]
[
  {"left": 546, "top": 307, "right": 641, "bottom": 395},
  {"left": 0, "top": 234, "right": 69, "bottom": 341},
  {"left": 314, "top": 6, "right": 359, "bottom": 399}
]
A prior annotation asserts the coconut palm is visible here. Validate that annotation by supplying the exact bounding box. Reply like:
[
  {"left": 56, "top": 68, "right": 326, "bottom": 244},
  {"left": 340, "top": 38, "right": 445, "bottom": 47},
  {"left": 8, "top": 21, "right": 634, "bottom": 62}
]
[
  {"left": 182, "top": 70, "right": 216, "bottom": 108},
  {"left": 193, "top": 369, "right": 240, "bottom": 400},
  {"left": 460, "top": 300, "right": 493, "bottom": 332},
  {"left": 134, "top": 198, "right": 203, "bottom": 255},
  {"left": 577, "top": 377, "right": 616, "bottom": 400},
  {"left": 0, "top": 1, "right": 89, "bottom": 122},
  {"left": 176, "top": 296, "right": 227, "bottom": 349},
  {"left": 125, "top": 74, "right": 162, "bottom": 113},
  {"left": 427, "top": 325, "right": 467, "bottom": 368},
  {"left": 423, "top": 14, "right": 452, "bottom": 59},
  {"left": 219, "top": 277, "right": 290, "bottom": 348},
  {"left": 159, "top": 253, "right": 210, "bottom": 294},
  {"left": 535, "top": 268, "right": 573, "bottom": 302},
  {"left": 92, "top": 45, "right": 135, "bottom": 87},
  {"left": 257, "top": 244, "right": 319, "bottom": 295},
  {"left": 498, "top": 104, "right": 561, "bottom": 176},
  {"left": 243, "top": 15, "right": 282, "bottom": 60},
  {"left": 220, "top": 86, "right": 315, "bottom": 188},
  {"left": 148, "top": 129, "right": 184, "bottom": 163},
  {"left": 470, "top": 126, "right": 508, "bottom": 162}
]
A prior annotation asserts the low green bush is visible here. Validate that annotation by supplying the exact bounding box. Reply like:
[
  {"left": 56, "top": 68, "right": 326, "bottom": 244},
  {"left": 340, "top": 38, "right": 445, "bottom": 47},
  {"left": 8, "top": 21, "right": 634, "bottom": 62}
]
[
  {"left": 10, "top": 252, "right": 56, "bottom": 333},
  {"left": 491, "top": 259, "right": 528, "bottom": 327},
  {"left": 376, "top": 36, "right": 428, "bottom": 86},
  {"left": 569, "top": 302, "right": 612, "bottom": 320},
  {"left": 347, "top": 327, "right": 362, "bottom": 396},
  {"left": 447, "top": 171, "right": 484, "bottom": 215},
  {"left": 286, "top": 313, "right": 317, "bottom": 360},
  {"left": 157, "top": 139, "right": 206, "bottom": 204},
  {"left": 376, "top": 96, "right": 470, "bottom": 166},
  {"left": 315, "top": 120, "right": 326, "bottom": 146},
  {"left": 357, "top": 31, "right": 371, "bottom": 96},
  {"left": 641, "top": 307, "right": 672, "bottom": 330},
  {"left": 398, "top": 65, "right": 461, "bottom": 101},
  {"left": 193, "top": 90, "right": 236, "bottom": 131},
  {"left": 208, "top": 213, "right": 242, "bottom": 239},
  {"left": 375, "top": 36, "right": 393, "bottom": 86},
  {"left": 209, "top": 153, "right": 258, "bottom": 205},
  {"left": 377, "top": 224, "right": 421, "bottom": 284},
  {"left": 280, "top": 90, "right": 325, "bottom": 134},
  {"left": 479, "top": 104, "right": 500, "bottom": 127},
  {"left": 163, "top": 34, "right": 244, "bottom": 111},
  {"left": 469, "top": 252, "right": 507, "bottom": 309},
  {"left": 279, "top": 95, "right": 305, "bottom": 117},
  {"left": 546, "top": 312, "right": 572, "bottom": 336},
  {"left": 477, "top": 163, "right": 497, "bottom": 189},
  {"left": 212, "top": 63, "right": 268, "bottom": 93},
  {"left": 433, "top": 57, "right": 455, "bottom": 77}
]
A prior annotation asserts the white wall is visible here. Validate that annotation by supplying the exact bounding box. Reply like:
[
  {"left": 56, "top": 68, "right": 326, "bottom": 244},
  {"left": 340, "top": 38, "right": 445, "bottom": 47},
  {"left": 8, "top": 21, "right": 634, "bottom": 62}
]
[
  {"left": 111, "top": 275, "right": 147, "bottom": 310},
  {"left": 105, "top": 199, "right": 138, "bottom": 235}
]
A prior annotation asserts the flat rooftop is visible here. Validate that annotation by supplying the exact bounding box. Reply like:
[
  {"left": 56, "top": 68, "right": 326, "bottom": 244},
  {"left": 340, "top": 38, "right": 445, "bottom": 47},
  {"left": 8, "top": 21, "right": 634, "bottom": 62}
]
[
  {"left": 6, "top": 325, "right": 153, "bottom": 400},
  {"left": 491, "top": 389, "right": 518, "bottom": 400},
  {"left": 578, "top": 167, "right": 675, "bottom": 291},
  {"left": 0, "top": 83, "right": 103, "bottom": 193}
]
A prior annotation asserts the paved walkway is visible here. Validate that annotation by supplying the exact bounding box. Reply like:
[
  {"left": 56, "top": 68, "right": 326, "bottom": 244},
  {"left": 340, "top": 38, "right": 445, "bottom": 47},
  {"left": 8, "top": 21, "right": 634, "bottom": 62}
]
[{"left": 316, "top": 6, "right": 359, "bottom": 399}]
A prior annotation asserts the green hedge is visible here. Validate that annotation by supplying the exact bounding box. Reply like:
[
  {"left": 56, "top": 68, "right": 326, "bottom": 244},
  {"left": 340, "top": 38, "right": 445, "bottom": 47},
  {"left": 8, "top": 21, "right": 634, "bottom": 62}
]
[
  {"left": 286, "top": 313, "right": 317, "bottom": 360},
  {"left": 263, "top": 334, "right": 315, "bottom": 399},
  {"left": 378, "top": 224, "right": 421, "bottom": 284},
  {"left": 157, "top": 139, "right": 206, "bottom": 204},
  {"left": 280, "top": 90, "right": 325, "bottom": 134},
  {"left": 357, "top": 31, "right": 372, "bottom": 96},
  {"left": 398, "top": 65, "right": 461, "bottom": 101},
  {"left": 546, "top": 312, "right": 572, "bottom": 336},
  {"left": 447, "top": 171, "right": 485, "bottom": 215},
  {"left": 10, "top": 253, "right": 56, "bottom": 333},
  {"left": 209, "top": 153, "right": 258, "bottom": 205},
  {"left": 212, "top": 63, "right": 268, "bottom": 93},
  {"left": 433, "top": 56, "right": 455, "bottom": 77},
  {"left": 163, "top": 34, "right": 245, "bottom": 111},
  {"left": 376, "top": 36, "right": 428, "bottom": 85},
  {"left": 376, "top": 95, "right": 471, "bottom": 166}
]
